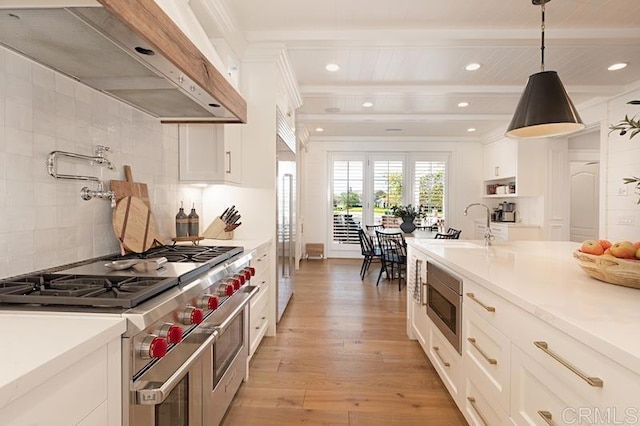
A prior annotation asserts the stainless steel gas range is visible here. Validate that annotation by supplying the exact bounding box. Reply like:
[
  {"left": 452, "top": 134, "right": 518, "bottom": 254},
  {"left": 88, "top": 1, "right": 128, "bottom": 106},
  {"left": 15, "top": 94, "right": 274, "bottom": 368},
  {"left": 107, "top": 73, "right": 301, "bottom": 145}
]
[{"left": 0, "top": 244, "right": 258, "bottom": 426}]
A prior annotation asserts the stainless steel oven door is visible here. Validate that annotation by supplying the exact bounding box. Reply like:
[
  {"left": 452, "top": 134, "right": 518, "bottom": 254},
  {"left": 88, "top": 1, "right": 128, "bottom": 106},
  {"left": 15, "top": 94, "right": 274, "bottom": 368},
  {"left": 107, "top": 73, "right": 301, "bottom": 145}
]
[
  {"left": 426, "top": 272, "right": 462, "bottom": 354},
  {"left": 129, "top": 328, "right": 217, "bottom": 426},
  {"left": 202, "top": 295, "right": 250, "bottom": 425}
]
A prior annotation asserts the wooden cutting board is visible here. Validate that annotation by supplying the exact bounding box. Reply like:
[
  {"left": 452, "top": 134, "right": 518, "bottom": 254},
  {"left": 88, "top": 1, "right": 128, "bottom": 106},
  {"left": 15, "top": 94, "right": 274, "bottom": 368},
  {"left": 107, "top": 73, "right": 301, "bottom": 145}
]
[
  {"left": 110, "top": 165, "right": 150, "bottom": 207},
  {"left": 112, "top": 196, "right": 162, "bottom": 253}
]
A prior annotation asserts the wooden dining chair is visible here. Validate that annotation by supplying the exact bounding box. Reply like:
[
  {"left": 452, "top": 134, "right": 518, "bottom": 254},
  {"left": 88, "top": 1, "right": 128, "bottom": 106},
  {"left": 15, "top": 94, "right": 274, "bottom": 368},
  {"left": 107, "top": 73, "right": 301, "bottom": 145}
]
[
  {"left": 375, "top": 230, "right": 407, "bottom": 291},
  {"left": 365, "top": 224, "right": 384, "bottom": 231}
]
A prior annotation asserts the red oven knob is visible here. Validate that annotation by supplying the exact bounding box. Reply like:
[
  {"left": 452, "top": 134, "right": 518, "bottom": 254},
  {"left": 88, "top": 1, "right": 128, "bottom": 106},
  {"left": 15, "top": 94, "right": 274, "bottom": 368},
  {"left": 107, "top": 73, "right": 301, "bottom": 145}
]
[
  {"left": 246, "top": 266, "right": 256, "bottom": 277},
  {"left": 231, "top": 277, "right": 242, "bottom": 290},
  {"left": 216, "top": 283, "right": 234, "bottom": 296},
  {"left": 198, "top": 294, "right": 219, "bottom": 310},
  {"left": 242, "top": 269, "right": 252, "bottom": 280},
  {"left": 180, "top": 306, "right": 204, "bottom": 325},
  {"left": 235, "top": 274, "right": 246, "bottom": 285},
  {"left": 140, "top": 335, "right": 168, "bottom": 359},
  {"left": 158, "top": 323, "right": 183, "bottom": 344}
]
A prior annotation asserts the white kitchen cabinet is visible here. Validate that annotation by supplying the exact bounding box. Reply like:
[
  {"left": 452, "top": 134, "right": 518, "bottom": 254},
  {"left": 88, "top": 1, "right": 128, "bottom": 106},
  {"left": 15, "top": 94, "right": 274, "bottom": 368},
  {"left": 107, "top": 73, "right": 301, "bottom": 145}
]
[
  {"left": 1, "top": 337, "right": 121, "bottom": 426},
  {"left": 179, "top": 123, "right": 242, "bottom": 184},
  {"left": 482, "top": 138, "right": 545, "bottom": 197},
  {"left": 474, "top": 221, "right": 540, "bottom": 241},
  {"left": 406, "top": 246, "right": 429, "bottom": 350},
  {"left": 483, "top": 138, "right": 517, "bottom": 181},
  {"left": 249, "top": 240, "right": 272, "bottom": 359}
]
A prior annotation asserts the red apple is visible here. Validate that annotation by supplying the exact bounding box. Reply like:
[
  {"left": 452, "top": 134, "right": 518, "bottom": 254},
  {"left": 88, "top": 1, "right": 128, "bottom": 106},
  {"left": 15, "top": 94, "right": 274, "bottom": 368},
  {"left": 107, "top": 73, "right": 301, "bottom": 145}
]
[
  {"left": 634, "top": 241, "right": 640, "bottom": 250},
  {"left": 580, "top": 240, "right": 604, "bottom": 255},
  {"left": 635, "top": 247, "right": 640, "bottom": 260},
  {"left": 598, "top": 239, "right": 612, "bottom": 251},
  {"left": 602, "top": 248, "right": 615, "bottom": 257},
  {"left": 609, "top": 241, "right": 637, "bottom": 259}
]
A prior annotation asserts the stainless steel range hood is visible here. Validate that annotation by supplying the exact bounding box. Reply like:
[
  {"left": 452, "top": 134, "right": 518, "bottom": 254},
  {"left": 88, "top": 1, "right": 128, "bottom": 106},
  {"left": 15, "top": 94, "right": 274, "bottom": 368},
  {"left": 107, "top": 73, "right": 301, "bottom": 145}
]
[{"left": 0, "top": 2, "right": 247, "bottom": 123}]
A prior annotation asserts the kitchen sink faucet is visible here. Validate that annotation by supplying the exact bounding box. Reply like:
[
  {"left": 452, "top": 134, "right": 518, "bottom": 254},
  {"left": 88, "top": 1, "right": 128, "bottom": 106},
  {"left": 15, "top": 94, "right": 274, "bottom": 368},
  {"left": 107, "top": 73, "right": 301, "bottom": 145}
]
[{"left": 464, "top": 203, "right": 494, "bottom": 246}]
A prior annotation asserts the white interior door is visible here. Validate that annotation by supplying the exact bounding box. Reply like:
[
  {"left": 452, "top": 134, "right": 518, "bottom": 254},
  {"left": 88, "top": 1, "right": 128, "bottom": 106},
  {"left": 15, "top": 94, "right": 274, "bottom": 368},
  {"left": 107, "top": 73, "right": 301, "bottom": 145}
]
[{"left": 569, "top": 162, "right": 599, "bottom": 242}]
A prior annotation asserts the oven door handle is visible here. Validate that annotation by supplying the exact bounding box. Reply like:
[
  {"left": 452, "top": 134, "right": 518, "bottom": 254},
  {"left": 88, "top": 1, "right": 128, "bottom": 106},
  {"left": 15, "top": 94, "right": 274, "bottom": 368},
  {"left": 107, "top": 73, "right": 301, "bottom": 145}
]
[
  {"left": 215, "top": 285, "right": 260, "bottom": 334},
  {"left": 135, "top": 328, "right": 220, "bottom": 406}
]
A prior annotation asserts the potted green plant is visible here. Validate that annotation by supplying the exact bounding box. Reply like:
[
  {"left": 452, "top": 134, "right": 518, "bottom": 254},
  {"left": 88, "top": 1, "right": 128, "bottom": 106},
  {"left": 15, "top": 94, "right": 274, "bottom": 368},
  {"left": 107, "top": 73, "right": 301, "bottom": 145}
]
[
  {"left": 610, "top": 100, "right": 640, "bottom": 203},
  {"left": 390, "top": 204, "right": 425, "bottom": 233}
]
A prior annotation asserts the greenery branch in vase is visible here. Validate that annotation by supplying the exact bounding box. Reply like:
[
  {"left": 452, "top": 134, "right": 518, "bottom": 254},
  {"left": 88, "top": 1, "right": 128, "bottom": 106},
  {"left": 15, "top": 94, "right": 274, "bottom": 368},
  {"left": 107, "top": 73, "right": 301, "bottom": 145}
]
[
  {"left": 609, "top": 100, "right": 640, "bottom": 203},
  {"left": 390, "top": 204, "right": 426, "bottom": 233}
]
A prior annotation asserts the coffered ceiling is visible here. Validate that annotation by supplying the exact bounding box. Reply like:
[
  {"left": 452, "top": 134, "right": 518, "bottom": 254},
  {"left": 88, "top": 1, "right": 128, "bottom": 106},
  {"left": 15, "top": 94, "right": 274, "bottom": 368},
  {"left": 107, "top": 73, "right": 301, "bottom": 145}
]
[{"left": 219, "top": 0, "right": 640, "bottom": 141}]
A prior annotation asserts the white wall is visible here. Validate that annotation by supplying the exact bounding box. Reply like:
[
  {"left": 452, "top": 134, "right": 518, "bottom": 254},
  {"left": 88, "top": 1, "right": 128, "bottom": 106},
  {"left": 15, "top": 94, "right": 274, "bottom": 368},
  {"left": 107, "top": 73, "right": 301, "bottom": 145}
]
[
  {"left": 0, "top": 47, "right": 203, "bottom": 278},
  {"left": 604, "top": 89, "right": 640, "bottom": 242},
  {"left": 301, "top": 139, "right": 483, "bottom": 258}
]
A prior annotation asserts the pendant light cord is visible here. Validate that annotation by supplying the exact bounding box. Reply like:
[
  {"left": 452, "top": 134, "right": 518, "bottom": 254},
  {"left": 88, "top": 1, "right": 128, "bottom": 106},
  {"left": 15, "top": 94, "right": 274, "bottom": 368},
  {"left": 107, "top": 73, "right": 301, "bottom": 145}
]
[{"left": 540, "top": 2, "right": 546, "bottom": 72}]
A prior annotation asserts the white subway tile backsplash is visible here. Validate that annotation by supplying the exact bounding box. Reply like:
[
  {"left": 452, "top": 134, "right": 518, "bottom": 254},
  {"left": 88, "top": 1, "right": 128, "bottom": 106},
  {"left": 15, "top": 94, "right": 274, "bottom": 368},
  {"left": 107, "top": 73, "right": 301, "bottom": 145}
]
[{"left": 0, "top": 46, "right": 185, "bottom": 277}]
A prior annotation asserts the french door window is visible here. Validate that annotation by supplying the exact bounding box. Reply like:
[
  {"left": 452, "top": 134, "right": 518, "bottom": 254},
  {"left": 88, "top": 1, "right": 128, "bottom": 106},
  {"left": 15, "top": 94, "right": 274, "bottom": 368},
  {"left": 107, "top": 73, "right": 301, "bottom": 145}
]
[{"left": 330, "top": 153, "right": 448, "bottom": 249}]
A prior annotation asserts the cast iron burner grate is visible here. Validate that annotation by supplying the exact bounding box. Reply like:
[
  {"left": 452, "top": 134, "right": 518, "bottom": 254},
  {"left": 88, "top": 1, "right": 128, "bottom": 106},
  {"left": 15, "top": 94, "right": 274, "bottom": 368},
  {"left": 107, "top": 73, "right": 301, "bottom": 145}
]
[
  {"left": 0, "top": 274, "right": 178, "bottom": 308},
  {"left": 116, "top": 245, "right": 243, "bottom": 265}
]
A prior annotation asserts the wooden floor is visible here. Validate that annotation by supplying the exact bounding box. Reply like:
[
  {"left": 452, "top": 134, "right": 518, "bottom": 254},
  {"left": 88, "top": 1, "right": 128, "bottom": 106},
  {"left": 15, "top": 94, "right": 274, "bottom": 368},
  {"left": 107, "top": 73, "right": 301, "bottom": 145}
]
[{"left": 222, "top": 258, "right": 467, "bottom": 426}]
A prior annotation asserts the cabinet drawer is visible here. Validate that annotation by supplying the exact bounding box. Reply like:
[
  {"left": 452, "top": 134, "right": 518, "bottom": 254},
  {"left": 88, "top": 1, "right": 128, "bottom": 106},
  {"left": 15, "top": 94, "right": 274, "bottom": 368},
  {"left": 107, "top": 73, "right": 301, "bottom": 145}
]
[
  {"left": 464, "top": 377, "right": 511, "bottom": 426},
  {"left": 508, "top": 306, "right": 640, "bottom": 409},
  {"left": 464, "top": 279, "right": 514, "bottom": 336},
  {"left": 464, "top": 307, "right": 511, "bottom": 412},
  {"left": 249, "top": 289, "right": 269, "bottom": 355},
  {"left": 511, "top": 345, "right": 591, "bottom": 426},
  {"left": 428, "top": 323, "right": 463, "bottom": 402},
  {"left": 490, "top": 225, "right": 507, "bottom": 241}
]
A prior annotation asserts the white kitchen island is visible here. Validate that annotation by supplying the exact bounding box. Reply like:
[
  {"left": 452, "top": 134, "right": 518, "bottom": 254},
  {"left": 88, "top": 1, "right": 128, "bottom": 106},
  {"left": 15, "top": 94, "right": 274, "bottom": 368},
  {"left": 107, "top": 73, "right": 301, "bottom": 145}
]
[
  {"left": 0, "top": 313, "right": 126, "bottom": 426},
  {"left": 407, "top": 239, "right": 640, "bottom": 426}
]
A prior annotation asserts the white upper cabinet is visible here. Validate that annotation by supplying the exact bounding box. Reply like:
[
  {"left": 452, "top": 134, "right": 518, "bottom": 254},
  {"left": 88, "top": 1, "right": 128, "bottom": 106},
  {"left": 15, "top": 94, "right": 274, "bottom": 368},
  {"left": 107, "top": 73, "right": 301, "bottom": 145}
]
[
  {"left": 483, "top": 138, "right": 517, "bottom": 181},
  {"left": 482, "top": 138, "right": 545, "bottom": 198},
  {"left": 179, "top": 123, "right": 242, "bottom": 184}
]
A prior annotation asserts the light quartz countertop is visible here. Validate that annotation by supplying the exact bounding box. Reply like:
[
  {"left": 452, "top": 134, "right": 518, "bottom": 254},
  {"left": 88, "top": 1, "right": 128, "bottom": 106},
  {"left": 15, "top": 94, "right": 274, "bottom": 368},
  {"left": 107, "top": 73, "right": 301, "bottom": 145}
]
[
  {"left": 0, "top": 313, "right": 126, "bottom": 410},
  {"left": 406, "top": 239, "right": 640, "bottom": 372}
]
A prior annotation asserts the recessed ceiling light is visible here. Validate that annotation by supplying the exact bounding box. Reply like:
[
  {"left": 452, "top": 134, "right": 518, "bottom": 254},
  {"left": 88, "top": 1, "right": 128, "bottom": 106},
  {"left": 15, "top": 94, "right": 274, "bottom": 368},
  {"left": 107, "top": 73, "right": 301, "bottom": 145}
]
[
  {"left": 458, "top": 101, "right": 470, "bottom": 108},
  {"left": 315, "top": 127, "right": 324, "bottom": 132},
  {"left": 465, "top": 63, "right": 481, "bottom": 71},
  {"left": 608, "top": 63, "right": 628, "bottom": 71},
  {"left": 362, "top": 102, "right": 374, "bottom": 108},
  {"left": 325, "top": 107, "right": 341, "bottom": 113},
  {"left": 325, "top": 63, "right": 340, "bottom": 72},
  {"left": 467, "top": 128, "right": 477, "bottom": 133},
  {"left": 385, "top": 128, "right": 402, "bottom": 132}
]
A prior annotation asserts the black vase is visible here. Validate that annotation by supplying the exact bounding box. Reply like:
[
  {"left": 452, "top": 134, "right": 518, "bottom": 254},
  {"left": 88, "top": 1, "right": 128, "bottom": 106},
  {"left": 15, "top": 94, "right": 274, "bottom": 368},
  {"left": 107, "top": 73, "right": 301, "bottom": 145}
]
[{"left": 399, "top": 216, "right": 416, "bottom": 233}]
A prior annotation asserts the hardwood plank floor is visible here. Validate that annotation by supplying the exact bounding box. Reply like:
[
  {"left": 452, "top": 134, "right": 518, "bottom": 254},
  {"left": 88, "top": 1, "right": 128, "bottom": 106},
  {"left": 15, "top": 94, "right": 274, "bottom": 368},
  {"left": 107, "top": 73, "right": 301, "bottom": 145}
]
[{"left": 222, "top": 258, "right": 467, "bottom": 425}]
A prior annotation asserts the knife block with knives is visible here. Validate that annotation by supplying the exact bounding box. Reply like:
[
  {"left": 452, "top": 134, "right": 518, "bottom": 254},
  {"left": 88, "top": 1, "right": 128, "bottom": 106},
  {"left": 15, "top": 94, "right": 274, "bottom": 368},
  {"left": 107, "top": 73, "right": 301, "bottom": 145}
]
[{"left": 202, "top": 205, "right": 241, "bottom": 240}]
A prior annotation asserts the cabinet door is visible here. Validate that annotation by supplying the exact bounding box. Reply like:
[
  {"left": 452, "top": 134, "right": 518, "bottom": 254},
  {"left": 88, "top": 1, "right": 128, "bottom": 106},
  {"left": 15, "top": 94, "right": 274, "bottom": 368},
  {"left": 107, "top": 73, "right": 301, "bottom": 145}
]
[
  {"left": 223, "top": 124, "right": 242, "bottom": 184},
  {"left": 483, "top": 139, "right": 516, "bottom": 180},
  {"left": 178, "top": 124, "right": 242, "bottom": 184},
  {"left": 406, "top": 248, "right": 429, "bottom": 350}
]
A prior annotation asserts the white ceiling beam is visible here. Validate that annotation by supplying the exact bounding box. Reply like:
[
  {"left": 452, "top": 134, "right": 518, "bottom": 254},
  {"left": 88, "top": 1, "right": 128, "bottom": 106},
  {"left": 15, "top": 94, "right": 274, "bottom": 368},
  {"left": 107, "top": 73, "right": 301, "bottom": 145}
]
[
  {"left": 298, "top": 113, "right": 512, "bottom": 122},
  {"left": 245, "top": 28, "right": 640, "bottom": 47},
  {"left": 300, "top": 84, "right": 623, "bottom": 96}
]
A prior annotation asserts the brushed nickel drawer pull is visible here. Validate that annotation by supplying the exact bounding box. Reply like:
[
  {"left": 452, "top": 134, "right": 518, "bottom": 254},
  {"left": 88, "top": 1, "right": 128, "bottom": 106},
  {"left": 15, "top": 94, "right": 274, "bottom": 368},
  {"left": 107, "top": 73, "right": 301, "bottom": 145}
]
[
  {"left": 467, "top": 396, "right": 489, "bottom": 426},
  {"left": 534, "top": 341, "right": 604, "bottom": 387},
  {"left": 433, "top": 346, "right": 450, "bottom": 367},
  {"left": 466, "top": 292, "right": 496, "bottom": 312},
  {"left": 467, "top": 337, "right": 497, "bottom": 365},
  {"left": 538, "top": 410, "right": 556, "bottom": 426}
]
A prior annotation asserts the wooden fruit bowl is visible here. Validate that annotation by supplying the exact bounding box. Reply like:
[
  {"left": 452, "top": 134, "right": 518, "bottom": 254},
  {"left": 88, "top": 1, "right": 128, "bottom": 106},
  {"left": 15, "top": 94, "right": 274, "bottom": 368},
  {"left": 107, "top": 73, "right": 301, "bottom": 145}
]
[{"left": 573, "top": 250, "right": 640, "bottom": 289}]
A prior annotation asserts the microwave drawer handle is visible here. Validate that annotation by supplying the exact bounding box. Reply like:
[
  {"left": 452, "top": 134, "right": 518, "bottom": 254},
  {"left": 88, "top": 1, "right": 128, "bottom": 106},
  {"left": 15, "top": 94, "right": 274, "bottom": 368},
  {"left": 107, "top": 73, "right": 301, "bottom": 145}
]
[
  {"left": 466, "top": 292, "right": 496, "bottom": 312},
  {"left": 432, "top": 346, "right": 450, "bottom": 367},
  {"left": 534, "top": 341, "right": 603, "bottom": 387},
  {"left": 136, "top": 329, "right": 220, "bottom": 406}
]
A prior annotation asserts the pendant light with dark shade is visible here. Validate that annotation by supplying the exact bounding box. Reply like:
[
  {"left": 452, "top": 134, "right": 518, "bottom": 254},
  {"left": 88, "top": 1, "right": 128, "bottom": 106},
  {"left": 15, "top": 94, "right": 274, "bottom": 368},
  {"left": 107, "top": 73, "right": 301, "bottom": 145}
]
[{"left": 505, "top": 0, "right": 585, "bottom": 139}]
